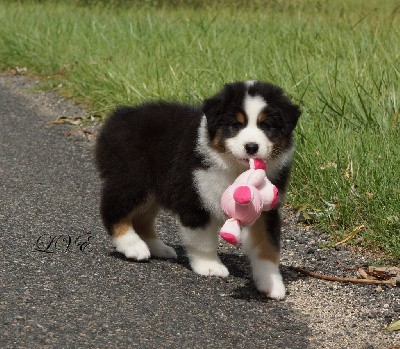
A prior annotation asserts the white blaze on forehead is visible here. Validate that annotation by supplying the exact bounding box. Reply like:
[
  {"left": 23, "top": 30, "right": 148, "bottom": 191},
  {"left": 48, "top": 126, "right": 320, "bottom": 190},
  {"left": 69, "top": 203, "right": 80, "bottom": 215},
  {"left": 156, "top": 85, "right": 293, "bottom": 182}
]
[
  {"left": 245, "top": 80, "right": 256, "bottom": 87},
  {"left": 224, "top": 93, "right": 272, "bottom": 160},
  {"left": 243, "top": 94, "right": 267, "bottom": 126}
]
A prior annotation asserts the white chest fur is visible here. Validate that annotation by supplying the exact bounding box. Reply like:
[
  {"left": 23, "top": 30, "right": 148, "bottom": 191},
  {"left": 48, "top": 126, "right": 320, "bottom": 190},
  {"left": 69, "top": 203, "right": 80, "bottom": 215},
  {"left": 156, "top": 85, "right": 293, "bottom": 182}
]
[
  {"left": 194, "top": 115, "right": 242, "bottom": 222},
  {"left": 193, "top": 166, "right": 236, "bottom": 222}
]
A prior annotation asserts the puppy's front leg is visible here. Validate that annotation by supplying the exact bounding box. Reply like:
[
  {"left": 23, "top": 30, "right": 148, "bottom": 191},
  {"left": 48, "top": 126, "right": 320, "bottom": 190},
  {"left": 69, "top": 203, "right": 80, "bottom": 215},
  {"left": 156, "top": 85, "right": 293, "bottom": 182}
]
[
  {"left": 180, "top": 220, "right": 229, "bottom": 277},
  {"left": 243, "top": 210, "right": 286, "bottom": 300}
]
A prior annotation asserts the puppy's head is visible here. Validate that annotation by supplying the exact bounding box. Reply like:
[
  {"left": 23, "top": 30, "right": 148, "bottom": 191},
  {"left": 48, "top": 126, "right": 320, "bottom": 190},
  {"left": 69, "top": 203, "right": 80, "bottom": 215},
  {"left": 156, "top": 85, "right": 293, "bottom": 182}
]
[{"left": 203, "top": 81, "right": 301, "bottom": 165}]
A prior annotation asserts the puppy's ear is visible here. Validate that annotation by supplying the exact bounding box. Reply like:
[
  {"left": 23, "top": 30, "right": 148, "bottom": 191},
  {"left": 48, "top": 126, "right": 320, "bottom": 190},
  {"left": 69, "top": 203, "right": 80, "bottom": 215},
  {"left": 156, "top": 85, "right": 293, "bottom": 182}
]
[
  {"left": 203, "top": 84, "right": 235, "bottom": 139},
  {"left": 203, "top": 82, "right": 247, "bottom": 141},
  {"left": 203, "top": 93, "right": 224, "bottom": 120},
  {"left": 283, "top": 103, "right": 301, "bottom": 135},
  {"left": 203, "top": 84, "right": 235, "bottom": 118},
  {"left": 203, "top": 94, "right": 223, "bottom": 141}
]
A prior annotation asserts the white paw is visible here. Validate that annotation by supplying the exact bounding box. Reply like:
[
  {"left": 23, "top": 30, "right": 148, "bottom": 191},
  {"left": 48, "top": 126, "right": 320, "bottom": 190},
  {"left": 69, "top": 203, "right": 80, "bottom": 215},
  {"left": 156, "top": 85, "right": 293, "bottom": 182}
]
[
  {"left": 113, "top": 230, "right": 150, "bottom": 261},
  {"left": 191, "top": 259, "right": 229, "bottom": 277},
  {"left": 258, "top": 276, "right": 286, "bottom": 300},
  {"left": 252, "top": 260, "right": 286, "bottom": 300},
  {"left": 146, "top": 239, "right": 177, "bottom": 259}
]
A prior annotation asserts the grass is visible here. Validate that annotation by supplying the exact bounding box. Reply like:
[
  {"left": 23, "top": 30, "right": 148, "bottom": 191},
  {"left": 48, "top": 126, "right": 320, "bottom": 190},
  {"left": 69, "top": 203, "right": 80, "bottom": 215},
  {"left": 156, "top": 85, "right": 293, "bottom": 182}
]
[{"left": 0, "top": 0, "right": 399, "bottom": 262}]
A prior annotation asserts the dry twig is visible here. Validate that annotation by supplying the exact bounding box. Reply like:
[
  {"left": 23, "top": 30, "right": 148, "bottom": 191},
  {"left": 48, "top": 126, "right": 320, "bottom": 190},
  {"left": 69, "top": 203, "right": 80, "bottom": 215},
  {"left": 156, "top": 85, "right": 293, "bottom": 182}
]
[{"left": 290, "top": 266, "right": 398, "bottom": 286}]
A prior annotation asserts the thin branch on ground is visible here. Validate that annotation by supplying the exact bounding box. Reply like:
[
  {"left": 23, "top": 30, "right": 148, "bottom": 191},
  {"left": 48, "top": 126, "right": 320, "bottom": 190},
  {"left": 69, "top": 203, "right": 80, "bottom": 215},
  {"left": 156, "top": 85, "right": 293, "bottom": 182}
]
[{"left": 290, "top": 266, "right": 398, "bottom": 286}]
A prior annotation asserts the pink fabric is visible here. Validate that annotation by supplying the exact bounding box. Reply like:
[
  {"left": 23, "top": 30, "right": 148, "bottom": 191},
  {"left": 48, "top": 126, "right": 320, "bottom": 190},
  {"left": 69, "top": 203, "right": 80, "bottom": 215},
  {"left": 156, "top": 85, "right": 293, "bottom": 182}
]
[
  {"left": 220, "top": 232, "right": 239, "bottom": 245},
  {"left": 221, "top": 186, "right": 262, "bottom": 224},
  {"left": 219, "top": 218, "right": 241, "bottom": 245},
  {"left": 270, "top": 186, "right": 279, "bottom": 209},
  {"left": 253, "top": 158, "right": 266, "bottom": 170},
  {"left": 233, "top": 186, "right": 252, "bottom": 204}
]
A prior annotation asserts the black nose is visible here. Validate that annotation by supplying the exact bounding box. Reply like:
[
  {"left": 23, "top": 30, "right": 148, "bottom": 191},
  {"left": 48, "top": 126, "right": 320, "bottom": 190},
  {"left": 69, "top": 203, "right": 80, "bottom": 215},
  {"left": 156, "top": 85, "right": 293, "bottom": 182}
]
[{"left": 245, "top": 142, "right": 259, "bottom": 155}]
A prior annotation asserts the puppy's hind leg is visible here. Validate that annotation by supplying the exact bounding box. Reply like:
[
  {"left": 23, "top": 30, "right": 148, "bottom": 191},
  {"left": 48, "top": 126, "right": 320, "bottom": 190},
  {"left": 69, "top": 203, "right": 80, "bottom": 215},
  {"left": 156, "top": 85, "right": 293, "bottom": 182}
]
[
  {"left": 131, "top": 201, "right": 177, "bottom": 260},
  {"left": 112, "top": 218, "right": 151, "bottom": 261},
  {"left": 101, "top": 188, "right": 151, "bottom": 261}
]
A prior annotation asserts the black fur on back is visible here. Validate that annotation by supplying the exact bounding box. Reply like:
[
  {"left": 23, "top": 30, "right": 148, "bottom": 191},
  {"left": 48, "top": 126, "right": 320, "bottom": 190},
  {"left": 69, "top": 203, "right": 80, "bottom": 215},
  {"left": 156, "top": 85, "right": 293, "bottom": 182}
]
[{"left": 95, "top": 102, "right": 210, "bottom": 232}]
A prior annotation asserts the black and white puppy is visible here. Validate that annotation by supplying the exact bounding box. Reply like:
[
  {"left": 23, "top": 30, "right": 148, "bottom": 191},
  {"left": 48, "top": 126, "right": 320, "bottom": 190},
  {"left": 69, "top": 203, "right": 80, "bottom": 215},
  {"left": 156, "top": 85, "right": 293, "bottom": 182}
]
[{"left": 96, "top": 81, "right": 301, "bottom": 299}]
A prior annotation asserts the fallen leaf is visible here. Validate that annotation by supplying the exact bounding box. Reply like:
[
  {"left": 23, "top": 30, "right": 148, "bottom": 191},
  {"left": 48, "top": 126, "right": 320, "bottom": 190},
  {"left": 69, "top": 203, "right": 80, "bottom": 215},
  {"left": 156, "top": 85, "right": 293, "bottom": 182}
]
[
  {"left": 47, "top": 116, "right": 83, "bottom": 126},
  {"left": 297, "top": 211, "right": 315, "bottom": 224},
  {"left": 334, "top": 224, "right": 365, "bottom": 246},
  {"left": 384, "top": 319, "right": 400, "bottom": 332},
  {"left": 342, "top": 162, "right": 351, "bottom": 180},
  {"left": 366, "top": 266, "right": 400, "bottom": 281},
  {"left": 320, "top": 162, "right": 337, "bottom": 170},
  {"left": 3, "top": 66, "right": 28, "bottom": 76},
  {"left": 15, "top": 66, "right": 27, "bottom": 75},
  {"left": 322, "top": 199, "right": 336, "bottom": 210},
  {"left": 357, "top": 268, "right": 372, "bottom": 279},
  {"left": 294, "top": 204, "right": 318, "bottom": 224},
  {"left": 89, "top": 115, "right": 103, "bottom": 125}
]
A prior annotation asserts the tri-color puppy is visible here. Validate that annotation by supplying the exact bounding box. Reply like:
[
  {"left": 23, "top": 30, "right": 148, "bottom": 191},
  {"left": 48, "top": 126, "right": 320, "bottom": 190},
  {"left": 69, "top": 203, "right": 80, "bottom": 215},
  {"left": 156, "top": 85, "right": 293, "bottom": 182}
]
[{"left": 96, "top": 81, "right": 301, "bottom": 299}]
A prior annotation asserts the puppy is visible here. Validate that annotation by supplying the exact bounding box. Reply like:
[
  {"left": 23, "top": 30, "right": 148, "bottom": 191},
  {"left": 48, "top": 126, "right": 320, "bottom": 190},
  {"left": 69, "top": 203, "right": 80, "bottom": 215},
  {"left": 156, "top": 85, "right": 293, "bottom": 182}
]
[{"left": 95, "top": 81, "right": 301, "bottom": 299}]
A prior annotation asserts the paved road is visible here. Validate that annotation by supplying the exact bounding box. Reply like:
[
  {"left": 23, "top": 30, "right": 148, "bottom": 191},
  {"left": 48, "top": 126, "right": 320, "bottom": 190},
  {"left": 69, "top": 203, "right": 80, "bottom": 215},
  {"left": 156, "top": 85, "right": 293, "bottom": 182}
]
[
  {"left": 1, "top": 76, "right": 398, "bottom": 349},
  {"left": 0, "top": 78, "right": 310, "bottom": 348}
]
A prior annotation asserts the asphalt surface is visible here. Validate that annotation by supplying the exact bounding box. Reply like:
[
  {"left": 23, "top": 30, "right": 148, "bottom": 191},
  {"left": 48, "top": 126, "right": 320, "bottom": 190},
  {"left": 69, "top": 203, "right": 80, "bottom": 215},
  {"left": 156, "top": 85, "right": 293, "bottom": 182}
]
[
  {"left": 0, "top": 77, "right": 310, "bottom": 348},
  {"left": 1, "top": 76, "right": 398, "bottom": 349}
]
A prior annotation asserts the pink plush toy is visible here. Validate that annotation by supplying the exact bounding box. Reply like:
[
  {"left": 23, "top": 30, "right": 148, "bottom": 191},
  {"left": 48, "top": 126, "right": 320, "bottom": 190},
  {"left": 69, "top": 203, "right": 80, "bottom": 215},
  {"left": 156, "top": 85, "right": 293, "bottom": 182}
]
[{"left": 219, "top": 158, "right": 278, "bottom": 245}]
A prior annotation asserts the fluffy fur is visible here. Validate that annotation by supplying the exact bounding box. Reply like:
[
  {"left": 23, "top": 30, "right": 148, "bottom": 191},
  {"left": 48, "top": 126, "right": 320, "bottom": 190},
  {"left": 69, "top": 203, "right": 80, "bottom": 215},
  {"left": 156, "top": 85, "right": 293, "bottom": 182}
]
[{"left": 96, "top": 81, "right": 301, "bottom": 299}]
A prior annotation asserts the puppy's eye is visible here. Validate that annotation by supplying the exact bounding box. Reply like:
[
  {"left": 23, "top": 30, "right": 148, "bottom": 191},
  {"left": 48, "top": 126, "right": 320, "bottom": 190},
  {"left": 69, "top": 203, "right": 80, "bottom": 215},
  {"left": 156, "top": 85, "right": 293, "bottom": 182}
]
[
  {"left": 230, "top": 121, "right": 243, "bottom": 128},
  {"left": 259, "top": 121, "right": 274, "bottom": 129}
]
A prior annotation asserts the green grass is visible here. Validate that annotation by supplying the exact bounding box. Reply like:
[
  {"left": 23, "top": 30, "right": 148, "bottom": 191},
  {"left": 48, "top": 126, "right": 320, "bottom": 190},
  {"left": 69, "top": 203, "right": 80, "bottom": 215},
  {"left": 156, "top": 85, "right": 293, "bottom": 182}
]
[{"left": 0, "top": 0, "right": 399, "bottom": 261}]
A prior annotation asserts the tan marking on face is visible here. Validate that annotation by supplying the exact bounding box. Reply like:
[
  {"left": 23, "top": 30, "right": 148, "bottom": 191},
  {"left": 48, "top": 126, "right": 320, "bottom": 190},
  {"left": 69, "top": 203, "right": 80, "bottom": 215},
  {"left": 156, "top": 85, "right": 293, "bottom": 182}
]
[
  {"left": 257, "top": 111, "right": 267, "bottom": 123},
  {"left": 211, "top": 129, "right": 226, "bottom": 153},
  {"left": 236, "top": 112, "right": 246, "bottom": 124},
  {"left": 248, "top": 215, "right": 280, "bottom": 263}
]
